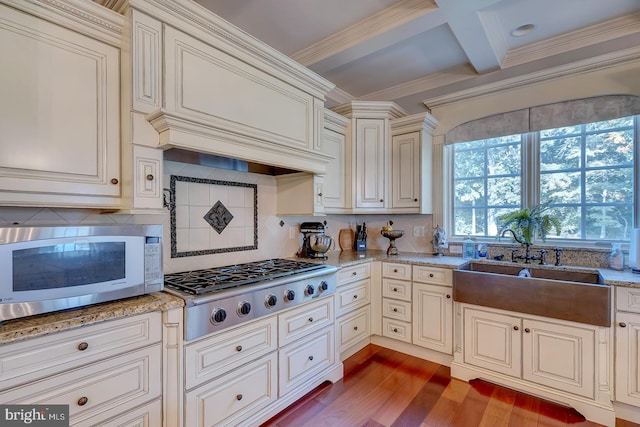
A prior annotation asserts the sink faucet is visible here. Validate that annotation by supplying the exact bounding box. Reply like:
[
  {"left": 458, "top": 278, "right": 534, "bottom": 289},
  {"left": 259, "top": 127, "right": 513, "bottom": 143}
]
[{"left": 501, "top": 229, "right": 547, "bottom": 265}]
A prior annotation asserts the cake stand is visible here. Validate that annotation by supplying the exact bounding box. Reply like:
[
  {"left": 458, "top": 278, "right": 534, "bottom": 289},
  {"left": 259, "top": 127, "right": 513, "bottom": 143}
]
[{"left": 381, "top": 229, "right": 404, "bottom": 256}]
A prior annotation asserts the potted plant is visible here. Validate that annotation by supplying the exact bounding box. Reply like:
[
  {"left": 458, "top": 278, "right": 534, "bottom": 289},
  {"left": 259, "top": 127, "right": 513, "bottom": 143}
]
[{"left": 497, "top": 201, "right": 562, "bottom": 245}]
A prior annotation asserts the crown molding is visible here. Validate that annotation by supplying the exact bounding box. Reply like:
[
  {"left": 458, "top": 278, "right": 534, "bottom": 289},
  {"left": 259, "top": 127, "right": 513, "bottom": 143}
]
[
  {"left": 5, "top": 0, "right": 124, "bottom": 46},
  {"left": 331, "top": 101, "right": 409, "bottom": 119},
  {"left": 324, "top": 109, "right": 349, "bottom": 131},
  {"left": 327, "top": 86, "right": 355, "bottom": 105},
  {"left": 502, "top": 12, "right": 640, "bottom": 69},
  {"left": 358, "top": 63, "right": 476, "bottom": 102},
  {"left": 291, "top": 0, "right": 438, "bottom": 67},
  {"left": 390, "top": 112, "right": 439, "bottom": 134},
  {"left": 423, "top": 45, "right": 640, "bottom": 109}
]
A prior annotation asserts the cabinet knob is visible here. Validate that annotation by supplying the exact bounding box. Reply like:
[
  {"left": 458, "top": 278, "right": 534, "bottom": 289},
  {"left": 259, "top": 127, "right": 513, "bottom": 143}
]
[
  {"left": 429, "top": 273, "right": 434, "bottom": 278},
  {"left": 393, "top": 308, "right": 398, "bottom": 312},
  {"left": 393, "top": 269, "right": 398, "bottom": 273},
  {"left": 353, "top": 295, "right": 358, "bottom": 299},
  {"left": 110, "top": 178, "right": 119, "bottom": 185},
  {"left": 308, "top": 355, "right": 314, "bottom": 361},
  {"left": 513, "top": 326, "right": 519, "bottom": 331},
  {"left": 524, "top": 328, "right": 531, "bottom": 333},
  {"left": 393, "top": 328, "right": 398, "bottom": 333},
  {"left": 77, "top": 342, "right": 89, "bottom": 351},
  {"left": 619, "top": 322, "right": 627, "bottom": 328},
  {"left": 393, "top": 288, "right": 398, "bottom": 292},
  {"left": 318, "top": 192, "right": 323, "bottom": 197},
  {"left": 380, "top": 199, "right": 384, "bottom": 202},
  {"left": 77, "top": 397, "right": 88, "bottom": 406},
  {"left": 446, "top": 294, "right": 451, "bottom": 299},
  {"left": 308, "top": 317, "right": 314, "bottom": 323},
  {"left": 236, "top": 394, "right": 243, "bottom": 401},
  {"left": 352, "top": 272, "right": 357, "bottom": 276},
  {"left": 354, "top": 326, "right": 358, "bottom": 331},
  {"left": 414, "top": 198, "right": 418, "bottom": 202},
  {"left": 236, "top": 345, "right": 242, "bottom": 352},
  {"left": 146, "top": 174, "right": 154, "bottom": 181}
]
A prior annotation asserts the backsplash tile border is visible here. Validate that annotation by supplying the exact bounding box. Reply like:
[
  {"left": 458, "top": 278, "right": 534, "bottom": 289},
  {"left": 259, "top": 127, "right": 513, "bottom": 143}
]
[{"left": 169, "top": 175, "right": 258, "bottom": 257}]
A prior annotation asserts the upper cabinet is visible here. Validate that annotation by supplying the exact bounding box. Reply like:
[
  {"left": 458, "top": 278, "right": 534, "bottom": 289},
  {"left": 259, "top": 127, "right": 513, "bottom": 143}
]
[
  {"left": 127, "top": 1, "right": 335, "bottom": 175},
  {"left": 0, "top": 0, "right": 124, "bottom": 208},
  {"left": 329, "top": 102, "right": 438, "bottom": 214}
]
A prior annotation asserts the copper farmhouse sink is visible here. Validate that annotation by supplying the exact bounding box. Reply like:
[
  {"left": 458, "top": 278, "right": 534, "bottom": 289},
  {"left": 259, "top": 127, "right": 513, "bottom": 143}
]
[{"left": 453, "top": 261, "right": 611, "bottom": 326}]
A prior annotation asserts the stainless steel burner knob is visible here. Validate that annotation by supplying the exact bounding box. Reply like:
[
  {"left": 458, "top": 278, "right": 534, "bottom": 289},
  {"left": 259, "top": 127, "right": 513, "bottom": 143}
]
[
  {"left": 305, "top": 284, "right": 315, "bottom": 296},
  {"left": 237, "top": 301, "right": 251, "bottom": 316},
  {"left": 265, "top": 294, "right": 277, "bottom": 308},
  {"left": 319, "top": 281, "right": 329, "bottom": 292},
  {"left": 284, "top": 290, "right": 295, "bottom": 301},
  {"left": 211, "top": 308, "right": 227, "bottom": 324}
]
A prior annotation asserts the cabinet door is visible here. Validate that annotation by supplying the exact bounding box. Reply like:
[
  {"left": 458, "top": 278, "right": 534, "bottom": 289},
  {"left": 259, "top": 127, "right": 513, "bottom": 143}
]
[
  {"left": 355, "top": 118, "right": 386, "bottom": 208},
  {"left": 132, "top": 145, "right": 163, "bottom": 210},
  {"left": 391, "top": 132, "right": 420, "bottom": 209},
  {"left": 463, "top": 307, "right": 521, "bottom": 378},
  {"left": 336, "top": 306, "right": 370, "bottom": 355},
  {"left": 522, "top": 318, "right": 595, "bottom": 398},
  {"left": 0, "top": 4, "right": 120, "bottom": 206},
  {"left": 322, "top": 127, "right": 346, "bottom": 209},
  {"left": 413, "top": 283, "right": 453, "bottom": 354},
  {"left": 615, "top": 312, "right": 640, "bottom": 406}
]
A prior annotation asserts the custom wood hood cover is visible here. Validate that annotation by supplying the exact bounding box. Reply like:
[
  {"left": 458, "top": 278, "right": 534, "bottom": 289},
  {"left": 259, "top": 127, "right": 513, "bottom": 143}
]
[{"left": 128, "top": 0, "right": 336, "bottom": 174}]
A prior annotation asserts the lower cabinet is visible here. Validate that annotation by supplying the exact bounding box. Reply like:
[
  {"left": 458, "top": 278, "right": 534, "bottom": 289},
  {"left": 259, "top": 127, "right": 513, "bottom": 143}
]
[
  {"left": 462, "top": 305, "right": 596, "bottom": 399},
  {"left": 412, "top": 282, "right": 453, "bottom": 354},
  {"left": 336, "top": 306, "right": 371, "bottom": 353},
  {"left": 615, "top": 287, "right": 640, "bottom": 408}
]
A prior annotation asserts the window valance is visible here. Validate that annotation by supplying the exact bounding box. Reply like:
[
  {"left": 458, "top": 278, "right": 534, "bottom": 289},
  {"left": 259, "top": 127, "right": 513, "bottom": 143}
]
[{"left": 445, "top": 95, "right": 640, "bottom": 145}]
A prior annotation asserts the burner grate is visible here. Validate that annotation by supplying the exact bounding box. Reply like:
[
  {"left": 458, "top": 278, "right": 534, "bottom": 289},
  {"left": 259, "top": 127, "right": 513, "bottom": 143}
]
[{"left": 164, "top": 259, "right": 326, "bottom": 295}]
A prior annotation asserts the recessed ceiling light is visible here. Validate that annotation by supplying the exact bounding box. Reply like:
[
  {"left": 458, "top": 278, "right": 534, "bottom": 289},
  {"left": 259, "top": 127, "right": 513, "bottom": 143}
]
[{"left": 511, "top": 24, "right": 535, "bottom": 37}]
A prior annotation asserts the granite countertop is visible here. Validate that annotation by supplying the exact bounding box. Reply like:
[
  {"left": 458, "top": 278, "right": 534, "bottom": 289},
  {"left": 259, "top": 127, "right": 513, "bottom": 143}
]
[
  {"left": 0, "top": 292, "right": 184, "bottom": 345},
  {"left": 321, "top": 249, "right": 640, "bottom": 288}
]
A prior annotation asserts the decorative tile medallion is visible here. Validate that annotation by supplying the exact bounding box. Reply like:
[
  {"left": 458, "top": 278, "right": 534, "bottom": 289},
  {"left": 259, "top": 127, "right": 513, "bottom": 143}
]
[
  {"left": 169, "top": 175, "right": 258, "bottom": 258},
  {"left": 204, "top": 201, "right": 234, "bottom": 234}
]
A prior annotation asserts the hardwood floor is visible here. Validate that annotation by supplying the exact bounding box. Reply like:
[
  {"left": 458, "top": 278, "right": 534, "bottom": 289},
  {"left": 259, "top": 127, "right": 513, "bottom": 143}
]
[{"left": 261, "top": 345, "right": 640, "bottom": 427}]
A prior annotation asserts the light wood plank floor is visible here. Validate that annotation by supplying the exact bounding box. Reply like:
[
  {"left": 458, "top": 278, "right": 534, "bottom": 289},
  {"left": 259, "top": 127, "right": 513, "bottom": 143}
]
[{"left": 261, "top": 344, "right": 640, "bottom": 427}]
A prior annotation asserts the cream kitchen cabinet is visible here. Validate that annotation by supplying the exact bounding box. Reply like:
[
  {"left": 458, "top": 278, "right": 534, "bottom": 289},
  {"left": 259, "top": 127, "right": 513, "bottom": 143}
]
[
  {"left": 276, "top": 173, "right": 325, "bottom": 216},
  {"left": 335, "top": 263, "right": 372, "bottom": 358},
  {"left": 0, "top": 312, "right": 163, "bottom": 426},
  {"left": 381, "top": 262, "right": 412, "bottom": 343},
  {"left": 615, "top": 287, "right": 640, "bottom": 409},
  {"left": 389, "top": 112, "right": 438, "bottom": 213},
  {"left": 462, "top": 305, "right": 596, "bottom": 398},
  {"left": 0, "top": 0, "right": 123, "bottom": 208},
  {"left": 322, "top": 109, "right": 349, "bottom": 212},
  {"left": 412, "top": 266, "right": 453, "bottom": 354}
]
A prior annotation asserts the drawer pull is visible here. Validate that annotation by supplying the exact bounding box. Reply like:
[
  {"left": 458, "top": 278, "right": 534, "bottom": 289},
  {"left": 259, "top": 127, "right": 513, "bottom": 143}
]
[
  {"left": 308, "top": 317, "right": 314, "bottom": 323},
  {"left": 236, "top": 394, "right": 243, "bottom": 401},
  {"left": 393, "top": 328, "right": 399, "bottom": 333},
  {"left": 77, "top": 397, "right": 88, "bottom": 406},
  {"left": 236, "top": 345, "right": 243, "bottom": 352},
  {"left": 77, "top": 342, "right": 89, "bottom": 351},
  {"left": 513, "top": 326, "right": 519, "bottom": 331},
  {"left": 146, "top": 174, "right": 154, "bottom": 181},
  {"left": 446, "top": 294, "right": 451, "bottom": 299},
  {"left": 393, "top": 308, "right": 398, "bottom": 312},
  {"left": 524, "top": 328, "right": 531, "bottom": 333},
  {"left": 354, "top": 326, "right": 358, "bottom": 331},
  {"left": 353, "top": 295, "right": 358, "bottom": 299},
  {"left": 429, "top": 273, "right": 434, "bottom": 278},
  {"left": 352, "top": 272, "right": 357, "bottom": 276},
  {"left": 393, "top": 287, "right": 398, "bottom": 292},
  {"left": 308, "top": 355, "right": 314, "bottom": 361},
  {"left": 110, "top": 178, "right": 119, "bottom": 185},
  {"left": 620, "top": 322, "right": 627, "bottom": 328}
]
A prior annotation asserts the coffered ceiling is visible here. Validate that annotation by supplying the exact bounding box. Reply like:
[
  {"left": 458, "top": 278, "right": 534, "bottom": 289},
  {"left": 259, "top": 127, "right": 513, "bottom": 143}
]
[{"left": 193, "top": 0, "right": 640, "bottom": 113}]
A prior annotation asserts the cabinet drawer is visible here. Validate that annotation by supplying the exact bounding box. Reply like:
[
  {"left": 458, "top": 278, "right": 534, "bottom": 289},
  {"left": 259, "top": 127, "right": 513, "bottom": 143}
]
[
  {"left": 616, "top": 287, "right": 640, "bottom": 313},
  {"left": 383, "top": 298, "right": 412, "bottom": 322},
  {"left": 382, "top": 318, "right": 412, "bottom": 343},
  {"left": 382, "top": 262, "right": 412, "bottom": 280},
  {"left": 279, "top": 326, "right": 335, "bottom": 396},
  {"left": 99, "top": 398, "right": 162, "bottom": 427},
  {"left": 184, "top": 316, "right": 277, "bottom": 390},
  {"left": 337, "top": 263, "right": 371, "bottom": 285},
  {"left": 413, "top": 265, "right": 452, "bottom": 286},
  {"left": 337, "top": 306, "right": 370, "bottom": 353},
  {"left": 0, "top": 312, "right": 161, "bottom": 389},
  {"left": 279, "top": 296, "right": 333, "bottom": 346},
  {"left": 382, "top": 278, "right": 412, "bottom": 302},
  {"left": 0, "top": 345, "right": 161, "bottom": 426},
  {"left": 185, "top": 352, "right": 277, "bottom": 427},
  {"left": 335, "top": 279, "right": 371, "bottom": 317}
]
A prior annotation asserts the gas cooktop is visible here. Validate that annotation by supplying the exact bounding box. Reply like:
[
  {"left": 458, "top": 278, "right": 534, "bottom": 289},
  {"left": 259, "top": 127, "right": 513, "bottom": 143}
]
[{"left": 164, "top": 258, "right": 328, "bottom": 296}]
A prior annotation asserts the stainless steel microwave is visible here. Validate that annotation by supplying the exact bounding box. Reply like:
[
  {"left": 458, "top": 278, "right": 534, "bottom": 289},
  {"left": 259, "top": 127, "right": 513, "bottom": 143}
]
[{"left": 0, "top": 224, "right": 163, "bottom": 322}]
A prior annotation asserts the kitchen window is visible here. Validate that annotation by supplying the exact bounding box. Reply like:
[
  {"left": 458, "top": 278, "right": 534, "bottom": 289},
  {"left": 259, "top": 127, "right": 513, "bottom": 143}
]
[{"left": 451, "top": 115, "right": 637, "bottom": 242}]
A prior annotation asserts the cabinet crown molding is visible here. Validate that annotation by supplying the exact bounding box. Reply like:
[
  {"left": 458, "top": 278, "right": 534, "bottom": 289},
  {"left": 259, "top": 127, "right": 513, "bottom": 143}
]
[
  {"left": 332, "top": 101, "right": 409, "bottom": 119},
  {"left": 391, "top": 112, "right": 439, "bottom": 135}
]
